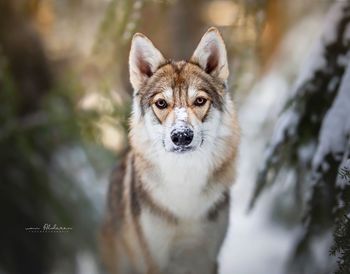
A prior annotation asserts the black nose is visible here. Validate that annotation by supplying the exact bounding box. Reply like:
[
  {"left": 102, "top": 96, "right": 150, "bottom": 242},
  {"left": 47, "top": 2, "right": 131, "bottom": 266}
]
[{"left": 171, "top": 129, "right": 194, "bottom": 146}]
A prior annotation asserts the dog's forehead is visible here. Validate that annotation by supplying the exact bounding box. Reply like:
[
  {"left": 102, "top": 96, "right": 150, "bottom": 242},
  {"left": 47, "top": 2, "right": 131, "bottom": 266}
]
[
  {"left": 155, "top": 61, "right": 210, "bottom": 92},
  {"left": 139, "top": 60, "right": 224, "bottom": 111}
]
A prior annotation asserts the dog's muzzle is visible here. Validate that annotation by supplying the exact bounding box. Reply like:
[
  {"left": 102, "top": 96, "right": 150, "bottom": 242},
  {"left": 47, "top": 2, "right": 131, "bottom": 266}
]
[{"left": 170, "top": 128, "right": 194, "bottom": 147}]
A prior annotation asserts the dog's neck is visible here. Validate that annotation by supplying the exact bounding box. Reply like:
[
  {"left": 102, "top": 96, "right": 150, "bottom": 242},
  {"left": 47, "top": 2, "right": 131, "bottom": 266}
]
[{"left": 133, "top": 147, "right": 226, "bottom": 220}]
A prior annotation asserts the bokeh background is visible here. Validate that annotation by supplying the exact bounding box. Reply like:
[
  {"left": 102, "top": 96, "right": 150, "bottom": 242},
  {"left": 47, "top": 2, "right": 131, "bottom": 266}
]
[{"left": 1, "top": 0, "right": 349, "bottom": 274}]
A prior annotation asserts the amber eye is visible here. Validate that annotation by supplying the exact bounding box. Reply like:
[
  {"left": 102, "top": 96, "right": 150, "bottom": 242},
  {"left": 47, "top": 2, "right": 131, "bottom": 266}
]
[
  {"left": 193, "top": 97, "right": 207, "bottom": 107},
  {"left": 155, "top": 98, "right": 168, "bottom": 109}
]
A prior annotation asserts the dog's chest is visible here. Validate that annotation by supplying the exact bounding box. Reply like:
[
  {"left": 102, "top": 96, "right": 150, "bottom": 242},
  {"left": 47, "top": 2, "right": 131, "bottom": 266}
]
[
  {"left": 137, "top": 154, "right": 227, "bottom": 269},
  {"left": 139, "top": 210, "right": 215, "bottom": 270},
  {"left": 146, "top": 154, "right": 223, "bottom": 219}
]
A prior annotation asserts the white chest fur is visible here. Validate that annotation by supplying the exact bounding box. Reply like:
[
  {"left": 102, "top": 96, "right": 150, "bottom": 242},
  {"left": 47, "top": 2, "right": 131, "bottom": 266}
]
[
  {"left": 139, "top": 200, "right": 229, "bottom": 273},
  {"left": 138, "top": 152, "right": 228, "bottom": 273},
  {"left": 144, "top": 150, "right": 224, "bottom": 220}
]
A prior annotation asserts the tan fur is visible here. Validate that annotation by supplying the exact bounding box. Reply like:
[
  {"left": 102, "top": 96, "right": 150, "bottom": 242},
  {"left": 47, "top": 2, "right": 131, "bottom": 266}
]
[{"left": 101, "top": 27, "right": 240, "bottom": 274}]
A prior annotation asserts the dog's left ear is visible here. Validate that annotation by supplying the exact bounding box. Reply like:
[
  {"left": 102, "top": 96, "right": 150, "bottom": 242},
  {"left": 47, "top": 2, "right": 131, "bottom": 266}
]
[
  {"left": 129, "top": 33, "right": 165, "bottom": 91},
  {"left": 190, "top": 27, "right": 229, "bottom": 81}
]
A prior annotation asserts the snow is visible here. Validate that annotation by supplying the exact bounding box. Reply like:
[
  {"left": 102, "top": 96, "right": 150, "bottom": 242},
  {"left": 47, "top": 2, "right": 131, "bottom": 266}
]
[
  {"left": 297, "top": 141, "right": 317, "bottom": 166},
  {"left": 219, "top": 71, "right": 297, "bottom": 273},
  {"left": 338, "top": 156, "right": 350, "bottom": 188},
  {"left": 219, "top": 20, "right": 317, "bottom": 274},
  {"left": 265, "top": 109, "right": 299, "bottom": 161},
  {"left": 174, "top": 107, "right": 188, "bottom": 122},
  {"left": 51, "top": 146, "right": 108, "bottom": 274},
  {"left": 312, "top": 62, "right": 350, "bottom": 170},
  {"left": 219, "top": 3, "right": 346, "bottom": 274},
  {"left": 76, "top": 251, "right": 99, "bottom": 274},
  {"left": 52, "top": 146, "right": 107, "bottom": 216},
  {"left": 255, "top": 0, "right": 350, "bottom": 184},
  {"left": 292, "top": 1, "right": 346, "bottom": 93},
  {"left": 172, "top": 107, "right": 189, "bottom": 135}
]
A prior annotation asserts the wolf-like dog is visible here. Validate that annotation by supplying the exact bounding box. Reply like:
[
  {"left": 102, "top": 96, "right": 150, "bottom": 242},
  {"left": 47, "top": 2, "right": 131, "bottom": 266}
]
[{"left": 101, "top": 27, "right": 240, "bottom": 274}]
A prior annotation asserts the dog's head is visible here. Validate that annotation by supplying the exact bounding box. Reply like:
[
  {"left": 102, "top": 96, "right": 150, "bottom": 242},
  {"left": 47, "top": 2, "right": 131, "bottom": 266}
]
[{"left": 129, "top": 27, "right": 236, "bottom": 156}]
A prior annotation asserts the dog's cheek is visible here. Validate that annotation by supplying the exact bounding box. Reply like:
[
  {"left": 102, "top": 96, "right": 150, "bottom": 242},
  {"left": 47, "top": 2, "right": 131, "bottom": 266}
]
[
  {"left": 202, "top": 109, "right": 221, "bottom": 141},
  {"left": 162, "top": 115, "right": 175, "bottom": 148},
  {"left": 131, "top": 97, "right": 143, "bottom": 122},
  {"left": 143, "top": 111, "right": 162, "bottom": 141}
]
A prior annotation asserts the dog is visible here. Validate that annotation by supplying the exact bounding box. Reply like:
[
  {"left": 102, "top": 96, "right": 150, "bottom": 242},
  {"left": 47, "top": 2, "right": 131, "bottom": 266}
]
[{"left": 100, "top": 27, "right": 240, "bottom": 274}]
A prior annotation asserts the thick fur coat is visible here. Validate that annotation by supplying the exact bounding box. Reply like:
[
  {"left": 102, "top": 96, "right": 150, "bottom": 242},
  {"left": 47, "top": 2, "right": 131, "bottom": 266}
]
[{"left": 101, "top": 27, "right": 240, "bottom": 274}]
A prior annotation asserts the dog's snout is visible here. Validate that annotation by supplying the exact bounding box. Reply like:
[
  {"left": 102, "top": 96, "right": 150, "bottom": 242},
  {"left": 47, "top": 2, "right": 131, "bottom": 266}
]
[{"left": 171, "top": 128, "right": 194, "bottom": 146}]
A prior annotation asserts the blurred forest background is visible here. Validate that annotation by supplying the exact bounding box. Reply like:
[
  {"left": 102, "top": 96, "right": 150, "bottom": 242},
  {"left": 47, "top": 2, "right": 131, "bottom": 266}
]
[{"left": 0, "top": 0, "right": 349, "bottom": 274}]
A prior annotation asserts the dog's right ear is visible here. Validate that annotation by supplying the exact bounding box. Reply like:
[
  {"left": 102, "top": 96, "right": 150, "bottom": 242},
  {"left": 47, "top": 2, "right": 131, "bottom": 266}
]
[
  {"left": 190, "top": 27, "right": 229, "bottom": 82},
  {"left": 129, "top": 33, "right": 165, "bottom": 91}
]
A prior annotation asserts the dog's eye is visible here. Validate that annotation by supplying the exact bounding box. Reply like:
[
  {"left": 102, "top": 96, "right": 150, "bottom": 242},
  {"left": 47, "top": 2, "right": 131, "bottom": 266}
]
[
  {"left": 155, "top": 99, "right": 168, "bottom": 109},
  {"left": 193, "top": 97, "right": 207, "bottom": 107}
]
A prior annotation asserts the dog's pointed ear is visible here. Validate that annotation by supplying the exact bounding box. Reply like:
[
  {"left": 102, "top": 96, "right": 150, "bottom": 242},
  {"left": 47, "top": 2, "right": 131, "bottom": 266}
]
[
  {"left": 190, "top": 27, "right": 229, "bottom": 81},
  {"left": 129, "top": 33, "right": 165, "bottom": 91}
]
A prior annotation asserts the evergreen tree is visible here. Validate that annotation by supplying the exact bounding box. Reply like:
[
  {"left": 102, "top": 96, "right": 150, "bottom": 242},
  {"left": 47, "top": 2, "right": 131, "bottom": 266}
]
[{"left": 251, "top": 2, "right": 350, "bottom": 274}]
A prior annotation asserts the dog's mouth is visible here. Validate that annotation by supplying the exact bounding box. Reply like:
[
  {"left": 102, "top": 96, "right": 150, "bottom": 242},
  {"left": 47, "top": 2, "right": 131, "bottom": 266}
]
[
  {"left": 171, "top": 145, "right": 194, "bottom": 153},
  {"left": 162, "top": 137, "right": 204, "bottom": 153}
]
